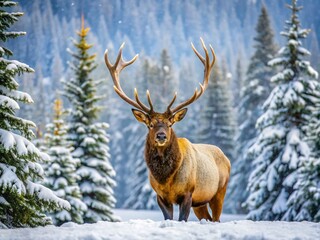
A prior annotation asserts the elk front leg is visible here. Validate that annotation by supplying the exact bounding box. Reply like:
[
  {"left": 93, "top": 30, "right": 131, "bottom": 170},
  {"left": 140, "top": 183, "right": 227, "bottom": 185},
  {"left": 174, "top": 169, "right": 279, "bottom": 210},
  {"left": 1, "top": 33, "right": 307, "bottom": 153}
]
[
  {"left": 157, "top": 195, "right": 173, "bottom": 220},
  {"left": 178, "top": 192, "right": 192, "bottom": 221}
]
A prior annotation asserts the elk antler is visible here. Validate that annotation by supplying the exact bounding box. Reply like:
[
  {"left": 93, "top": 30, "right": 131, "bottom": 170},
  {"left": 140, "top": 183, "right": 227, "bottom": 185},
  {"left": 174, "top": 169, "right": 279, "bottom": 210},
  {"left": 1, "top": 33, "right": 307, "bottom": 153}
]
[
  {"left": 166, "top": 38, "right": 216, "bottom": 114},
  {"left": 104, "top": 43, "right": 154, "bottom": 113}
]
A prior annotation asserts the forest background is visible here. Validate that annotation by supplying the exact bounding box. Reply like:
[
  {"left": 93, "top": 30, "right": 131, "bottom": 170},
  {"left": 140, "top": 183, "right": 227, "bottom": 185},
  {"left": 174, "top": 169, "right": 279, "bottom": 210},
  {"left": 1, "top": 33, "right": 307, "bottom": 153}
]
[{"left": 5, "top": 0, "right": 320, "bottom": 211}]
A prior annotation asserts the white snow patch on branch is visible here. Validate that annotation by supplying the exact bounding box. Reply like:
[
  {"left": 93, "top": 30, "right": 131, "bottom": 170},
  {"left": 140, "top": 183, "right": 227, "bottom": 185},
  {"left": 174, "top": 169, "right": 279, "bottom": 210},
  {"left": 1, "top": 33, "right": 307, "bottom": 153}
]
[
  {"left": 0, "top": 129, "right": 42, "bottom": 156},
  {"left": 272, "top": 189, "right": 288, "bottom": 214},
  {"left": 27, "top": 181, "right": 71, "bottom": 209},
  {"left": 0, "top": 95, "right": 19, "bottom": 110},
  {"left": 0, "top": 163, "right": 25, "bottom": 194}
]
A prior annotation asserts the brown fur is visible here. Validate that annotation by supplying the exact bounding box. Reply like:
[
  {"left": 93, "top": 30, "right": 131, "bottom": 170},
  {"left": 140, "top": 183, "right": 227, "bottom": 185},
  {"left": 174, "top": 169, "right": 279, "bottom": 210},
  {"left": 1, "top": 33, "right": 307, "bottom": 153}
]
[
  {"left": 145, "top": 131, "right": 181, "bottom": 184},
  {"left": 145, "top": 124, "right": 231, "bottom": 222}
]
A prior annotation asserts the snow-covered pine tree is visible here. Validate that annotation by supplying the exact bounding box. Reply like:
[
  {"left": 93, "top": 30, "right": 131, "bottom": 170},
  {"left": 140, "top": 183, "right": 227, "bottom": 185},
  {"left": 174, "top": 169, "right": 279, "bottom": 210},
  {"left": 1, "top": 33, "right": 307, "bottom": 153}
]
[
  {"left": 144, "top": 52, "right": 169, "bottom": 110},
  {"left": 245, "top": 0, "right": 319, "bottom": 221},
  {"left": 0, "top": 0, "right": 69, "bottom": 228},
  {"left": 108, "top": 100, "right": 128, "bottom": 207},
  {"left": 198, "top": 63, "right": 236, "bottom": 164},
  {"left": 42, "top": 98, "right": 87, "bottom": 225},
  {"left": 232, "top": 55, "right": 244, "bottom": 107},
  {"left": 226, "top": 5, "right": 277, "bottom": 214},
  {"left": 62, "top": 17, "right": 117, "bottom": 222},
  {"left": 287, "top": 93, "right": 320, "bottom": 221},
  {"left": 284, "top": 6, "right": 320, "bottom": 222}
]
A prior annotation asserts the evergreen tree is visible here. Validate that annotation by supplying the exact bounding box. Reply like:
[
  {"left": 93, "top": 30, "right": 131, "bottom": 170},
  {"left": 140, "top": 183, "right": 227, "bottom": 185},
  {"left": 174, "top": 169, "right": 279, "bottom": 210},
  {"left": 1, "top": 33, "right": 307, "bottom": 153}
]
[
  {"left": 245, "top": 0, "right": 319, "bottom": 221},
  {"left": 232, "top": 55, "right": 244, "bottom": 106},
  {"left": 43, "top": 98, "right": 87, "bottom": 225},
  {"left": 288, "top": 90, "right": 320, "bottom": 221},
  {"left": 0, "top": 0, "right": 69, "bottom": 228},
  {"left": 62, "top": 17, "right": 117, "bottom": 223},
  {"left": 198, "top": 63, "right": 236, "bottom": 164},
  {"left": 109, "top": 124, "right": 126, "bottom": 207},
  {"left": 159, "top": 49, "right": 176, "bottom": 108},
  {"left": 226, "top": 5, "right": 278, "bottom": 214},
  {"left": 284, "top": 6, "right": 320, "bottom": 222},
  {"left": 145, "top": 50, "right": 175, "bottom": 111}
]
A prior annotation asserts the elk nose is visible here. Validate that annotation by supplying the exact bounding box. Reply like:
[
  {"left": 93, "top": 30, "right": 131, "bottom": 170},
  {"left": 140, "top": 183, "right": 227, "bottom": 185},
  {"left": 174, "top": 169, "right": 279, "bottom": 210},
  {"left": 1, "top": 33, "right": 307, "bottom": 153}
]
[{"left": 156, "top": 132, "right": 167, "bottom": 141}]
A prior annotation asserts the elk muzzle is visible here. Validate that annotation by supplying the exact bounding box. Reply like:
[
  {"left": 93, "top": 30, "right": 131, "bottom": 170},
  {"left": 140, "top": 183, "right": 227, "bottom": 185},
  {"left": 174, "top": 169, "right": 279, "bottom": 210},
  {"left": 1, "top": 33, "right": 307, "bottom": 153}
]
[{"left": 155, "top": 130, "right": 167, "bottom": 146}]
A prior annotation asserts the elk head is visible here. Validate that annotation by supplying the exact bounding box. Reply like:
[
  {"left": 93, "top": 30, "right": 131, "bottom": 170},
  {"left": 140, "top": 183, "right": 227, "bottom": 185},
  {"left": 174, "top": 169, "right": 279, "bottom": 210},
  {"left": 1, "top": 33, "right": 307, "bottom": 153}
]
[{"left": 104, "top": 39, "right": 216, "bottom": 148}]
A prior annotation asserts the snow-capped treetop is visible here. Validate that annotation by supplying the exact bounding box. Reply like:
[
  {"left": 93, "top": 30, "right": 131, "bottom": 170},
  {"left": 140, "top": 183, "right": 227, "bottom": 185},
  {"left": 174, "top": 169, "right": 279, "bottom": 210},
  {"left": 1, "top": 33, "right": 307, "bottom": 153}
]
[{"left": 269, "top": 0, "right": 317, "bottom": 83}]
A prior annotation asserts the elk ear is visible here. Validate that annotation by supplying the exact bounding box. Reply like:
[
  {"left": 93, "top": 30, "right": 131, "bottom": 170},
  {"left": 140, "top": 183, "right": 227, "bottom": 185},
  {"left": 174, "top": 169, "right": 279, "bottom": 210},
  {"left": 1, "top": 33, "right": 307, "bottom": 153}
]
[
  {"left": 132, "top": 109, "right": 150, "bottom": 125},
  {"left": 170, "top": 108, "right": 188, "bottom": 124}
]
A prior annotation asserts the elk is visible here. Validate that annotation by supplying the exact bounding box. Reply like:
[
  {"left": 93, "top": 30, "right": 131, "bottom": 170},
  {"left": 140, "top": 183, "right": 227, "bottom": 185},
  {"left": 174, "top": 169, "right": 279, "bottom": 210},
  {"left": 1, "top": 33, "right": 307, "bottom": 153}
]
[{"left": 104, "top": 39, "right": 231, "bottom": 222}]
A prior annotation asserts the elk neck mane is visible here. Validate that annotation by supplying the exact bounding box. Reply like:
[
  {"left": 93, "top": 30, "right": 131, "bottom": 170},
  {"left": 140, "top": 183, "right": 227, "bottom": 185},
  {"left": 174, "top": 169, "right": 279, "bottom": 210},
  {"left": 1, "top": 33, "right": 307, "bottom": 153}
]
[{"left": 145, "top": 130, "right": 182, "bottom": 184}]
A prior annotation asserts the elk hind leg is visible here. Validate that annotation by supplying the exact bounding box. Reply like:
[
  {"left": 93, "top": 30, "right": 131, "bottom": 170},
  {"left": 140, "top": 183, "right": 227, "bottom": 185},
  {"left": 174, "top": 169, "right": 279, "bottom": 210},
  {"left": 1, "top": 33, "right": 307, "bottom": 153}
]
[
  {"left": 209, "top": 183, "right": 228, "bottom": 222},
  {"left": 193, "top": 205, "right": 212, "bottom": 221}
]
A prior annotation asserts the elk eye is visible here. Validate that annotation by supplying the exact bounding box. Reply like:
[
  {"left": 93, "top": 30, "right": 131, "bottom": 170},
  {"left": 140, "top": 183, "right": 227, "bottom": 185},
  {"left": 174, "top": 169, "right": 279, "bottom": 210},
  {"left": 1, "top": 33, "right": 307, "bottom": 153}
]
[{"left": 149, "top": 123, "right": 154, "bottom": 129}]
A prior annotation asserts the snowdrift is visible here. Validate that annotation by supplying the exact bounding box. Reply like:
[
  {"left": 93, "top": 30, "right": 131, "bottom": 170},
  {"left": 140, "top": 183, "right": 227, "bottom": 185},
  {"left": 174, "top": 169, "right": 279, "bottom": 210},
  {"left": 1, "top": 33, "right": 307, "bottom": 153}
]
[{"left": 0, "top": 210, "right": 319, "bottom": 240}]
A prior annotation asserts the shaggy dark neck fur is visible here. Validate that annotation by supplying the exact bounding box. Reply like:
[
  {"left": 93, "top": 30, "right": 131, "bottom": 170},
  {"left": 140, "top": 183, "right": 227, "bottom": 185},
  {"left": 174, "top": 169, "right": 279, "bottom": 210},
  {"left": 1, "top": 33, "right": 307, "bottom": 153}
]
[{"left": 145, "top": 131, "right": 182, "bottom": 184}]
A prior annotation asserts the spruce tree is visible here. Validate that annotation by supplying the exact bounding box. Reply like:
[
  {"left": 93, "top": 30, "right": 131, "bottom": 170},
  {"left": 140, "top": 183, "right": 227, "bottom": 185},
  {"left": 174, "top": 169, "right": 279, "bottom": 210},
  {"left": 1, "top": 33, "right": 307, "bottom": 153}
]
[
  {"left": 145, "top": 50, "right": 174, "bottom": 111},
  {"left": 245, "top": 0, "right": 319, "bottom": 221},
  {"left": 287, "top": 103, "right": 320, "bottom": 221},
  {"left": 198, "top": 63, "right": 236, "bottom": 163},
  {"left": 42, "top": 98, "right": 87, "bottom": 225},
  {"left": 62, "top": 17, "right": 116, "bottom": 222},
  {"left": 0, "top": 0, "right": 69, "bottom": 228},
  {"left": 159, "top": 49, "right": 176, "bottom": 108},
  {"left": 226, "top": 5, "right": 277, "bottom": 214},
  {"left": 284, "top": 5, "right": 320, "bottom": 221},
  {"left": 288, "top": 92, "right": 320, "bottom": 221}
]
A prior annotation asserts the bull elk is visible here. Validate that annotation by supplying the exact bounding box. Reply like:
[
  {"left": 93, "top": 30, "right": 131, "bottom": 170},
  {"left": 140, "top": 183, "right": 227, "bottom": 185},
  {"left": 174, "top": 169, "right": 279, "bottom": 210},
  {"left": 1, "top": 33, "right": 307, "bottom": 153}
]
[{"left": 104, "top": 39, "right": 231, "bottom": 222}]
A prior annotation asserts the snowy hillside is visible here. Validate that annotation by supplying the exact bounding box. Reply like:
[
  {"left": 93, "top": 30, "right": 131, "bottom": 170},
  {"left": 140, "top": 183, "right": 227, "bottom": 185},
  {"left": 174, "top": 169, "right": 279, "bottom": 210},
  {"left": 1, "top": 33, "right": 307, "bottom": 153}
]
[{"left": 0, "top": 210, "right": 319, "bottom": 240}]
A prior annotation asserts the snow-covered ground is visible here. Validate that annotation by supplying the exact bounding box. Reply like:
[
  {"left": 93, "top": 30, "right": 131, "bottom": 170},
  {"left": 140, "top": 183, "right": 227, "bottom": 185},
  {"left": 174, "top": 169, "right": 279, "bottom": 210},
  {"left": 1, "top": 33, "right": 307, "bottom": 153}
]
[{"left": 0, "top": 209, "right": 319, "bottom": 240}]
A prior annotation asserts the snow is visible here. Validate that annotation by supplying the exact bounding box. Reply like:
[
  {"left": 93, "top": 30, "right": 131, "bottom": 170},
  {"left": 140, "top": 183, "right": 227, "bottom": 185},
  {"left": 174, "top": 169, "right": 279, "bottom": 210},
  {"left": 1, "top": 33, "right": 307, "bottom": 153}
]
[
  {"left": 0, "top": 58, "right": 33, "bottom": 72},
  {"left": 6, "top": 63, "right": 18, "bottom": 71},
  {"left": 77, "top": 166, "right": 105, "bottom": 183},
  {"left": 307, "top": 65, "right": 319, "bottom": 79},
  {"left": 297, "top": 46, "right": 310, "bottom": 56},
  {"left": 0, "top": 209, "right": 319, "bottom": 240},
  {"left": 0, "top": 163, "right": 25, "bottom": 194},
  {"left": 82, "top": 137, "right": 96, "bottom": 145},
  {"left": 293, "top": 81, "right": 304, "bottom": 93},
  {"left": 0, "top": 129, "right": 39, "bottom": 155},
  {"left": 268, "top": 57, "right": 288, "bottom": 67},
  {"left": 0, "top": 87, "right": 34, "bottom": 103},
  {"left": 272, "top": 189, "right": 288, "bottom": 214},
  {"left": 288, "top": 39, "right": 299, "bottom": 47},
  {"left": 270, "top": 69, "right": 294, "bottom": 83},
  {"left": 0, "top": 95, "right": 19, "bottom": 110},
  {"left": 27, "top": 181, "right": 71, "bottom": 209}
]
